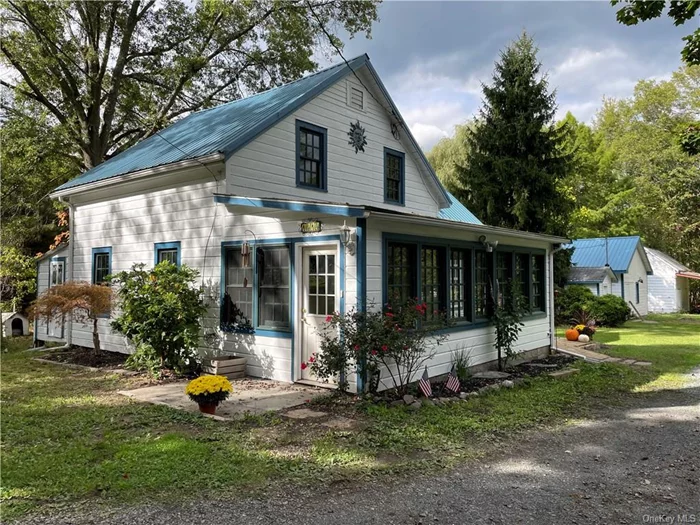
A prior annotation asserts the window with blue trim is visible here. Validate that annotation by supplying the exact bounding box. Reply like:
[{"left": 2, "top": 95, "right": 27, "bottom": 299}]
[
  {"left": 155, "top": 241, "right": 181, "bottom": 266},
  {"left": 387, "top": 242, "right": 416, "bottom": 307},
  {"left": 384, "top": 237, "right": 546, "bottom": 328},
  {"left": 92, "top": 247, "right": 112, "bottom": 284},
  {"left": 384, "top": 148, "right": 405, "bottom": 205},
  {"left": 296, "top": 120, "right": 327, "bottom": 191},
  {"left": 222, "top": 244, "right": 291, "bottom": 332}
]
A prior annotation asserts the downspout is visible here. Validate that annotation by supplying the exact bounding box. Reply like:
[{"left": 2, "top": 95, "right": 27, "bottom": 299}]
[
  {"left": 549, "top": 243, "right": 566, "bottom": 353},
  {"left": 59, "top": 197, "right": 75, "bottom": 348}
]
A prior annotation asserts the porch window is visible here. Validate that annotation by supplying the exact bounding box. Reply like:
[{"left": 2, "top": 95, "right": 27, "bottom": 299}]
[
  {"left": 514, "top": 252, "right": 530, "bottom": 304},
  {"left": 531, "top": 254, "right": 545, "bottom": 312},
  {"left": 258, "top": 246, "right": 291, "bottom": 330},
  {"left": 387, "top": 242, "right": 416, "bottom": 307},
  {"left": 495, "top": 251, "right": 513, "bottom": 307},
  {"left": 474, "top": 250, "right": 490, "bottom": 318},
  {"left": 421, "top": 246, "right": 445, "bottom": 321},
  {"left": 296, "top": 120, "right": 327, "bottom": 191},
  {"left": 384, "top": 148, "right": 405, "bottom": 205},
  {"left": 449, "top": 249, "right": 469, "bottom": 322},
  {"left": 222, "top": 247, "right": 253, "bottom": 330}
]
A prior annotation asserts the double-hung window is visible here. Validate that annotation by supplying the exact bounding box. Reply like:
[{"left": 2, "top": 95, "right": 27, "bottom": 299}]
[
  {"left": 449, "top": 249, "right": 470, "bottom": 322},
  {"left": 384, "top": 148, "right": 405, "bottom": 205},
  {"left": 495, "top": 252, "right": 513, "bottom": 307},
  {"left": 514, "top": 253, "right": 530, "bottom": 305},
  {"left": 296, "top": 120, "right": 327, "bottom": 191},
  {"left": 222, "top": 247, "right": 254, "bottom": 330},
  {"left": 92, "top": 247, "right": 112, "bottom": 284},
  {"left": 154, "top": 241, "right": 181, "bottom": 266},
  {"left": 531, "top": 254, "right": 545, "bottom": 312},
  {"left": 222, "top": 245, "right": 291, "bottom": 333},
  {"left": 258, "top": 246, "right": 291, "bottom": 330},
  {"left": 421, "top": 246, "right": 445, "bottom": 322},
  {"left": 387, "top": 242, "right": 416, "bottom": 307},
  {"left": 474, "top": 250, "right": 490, "bottom": 318}
]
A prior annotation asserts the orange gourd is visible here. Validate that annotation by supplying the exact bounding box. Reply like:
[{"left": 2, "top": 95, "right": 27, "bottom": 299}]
[{"left": 565, "top": 329, "right": 579, "bottom": 341}]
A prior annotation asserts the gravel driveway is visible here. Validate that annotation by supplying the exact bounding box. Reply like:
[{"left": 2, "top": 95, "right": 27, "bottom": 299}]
[{"left": 15, "top": 372, "right": 700, "bottom": 525}]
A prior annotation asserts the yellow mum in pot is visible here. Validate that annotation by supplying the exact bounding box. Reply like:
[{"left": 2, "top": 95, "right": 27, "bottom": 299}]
[{"left": 186, "top": 375, "right": 233, "bottom": 414}]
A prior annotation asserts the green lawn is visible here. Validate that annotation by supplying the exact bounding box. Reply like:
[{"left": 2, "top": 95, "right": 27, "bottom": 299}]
[{"left": 2, "top": 315, "right": 699, "bottom": 520}]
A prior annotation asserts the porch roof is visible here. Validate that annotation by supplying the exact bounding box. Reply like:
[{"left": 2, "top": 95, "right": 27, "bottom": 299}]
[{"left": 213, "top": 193, "right": 570, "bottom": 245}]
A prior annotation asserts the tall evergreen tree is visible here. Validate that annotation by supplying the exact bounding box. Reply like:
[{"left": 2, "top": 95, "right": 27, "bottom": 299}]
[{"left": 456, "top": 33, "right": 573, "bottom": 238}]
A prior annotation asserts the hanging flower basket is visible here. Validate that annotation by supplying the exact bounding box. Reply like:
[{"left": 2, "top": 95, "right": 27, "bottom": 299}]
[{"left": 185, "top": 375, "right": 233, "bottom": 415}]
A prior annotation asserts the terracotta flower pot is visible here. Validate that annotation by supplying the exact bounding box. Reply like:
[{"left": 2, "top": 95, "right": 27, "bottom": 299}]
[{"left": 198, "top": 402, "right": 217, "bottom": 415}]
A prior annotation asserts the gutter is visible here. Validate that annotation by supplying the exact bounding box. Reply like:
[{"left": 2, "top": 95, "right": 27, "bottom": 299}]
[
  {"left": 50, "top": 153, "right": 225, "bottom": 199},
  {"left": 367, "top": 211, "right": 571, "bottom": 244}
]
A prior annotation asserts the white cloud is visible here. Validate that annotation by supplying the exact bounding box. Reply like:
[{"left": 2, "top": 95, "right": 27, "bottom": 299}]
[{"left": 409, "top": 123, "right": 450, "bottom": 152}]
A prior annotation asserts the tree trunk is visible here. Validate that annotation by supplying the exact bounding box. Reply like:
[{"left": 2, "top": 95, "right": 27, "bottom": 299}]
[{"left": 92, "top": 317, "right": 101, "bottom": 356}]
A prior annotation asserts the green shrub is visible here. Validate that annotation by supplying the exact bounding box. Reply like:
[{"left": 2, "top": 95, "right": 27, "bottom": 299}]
[
  {"left": 555, "top": 285, "right": 596, "bottom": 325},
  {"left": 110, "top": 262, "right": 206, "bottom": 375},
  {"left": 591, "top": 294, "right": 630, "bottom": 327}
]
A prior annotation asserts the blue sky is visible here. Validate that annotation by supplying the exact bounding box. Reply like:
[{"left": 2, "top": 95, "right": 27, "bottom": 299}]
[{"left": 329, "top": 1, "right": 690, "bottom": 151}]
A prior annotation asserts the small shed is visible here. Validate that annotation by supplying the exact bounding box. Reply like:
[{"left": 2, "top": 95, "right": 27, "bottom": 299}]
[
  {"left": 567, "top": 266, "right": 618, "bottom": 296},
  {"left": 2, "top": 312, "right": 29, "bottom": 337},
  {"left": 645, "top": 248, "right": 698, "bottom": 313}
]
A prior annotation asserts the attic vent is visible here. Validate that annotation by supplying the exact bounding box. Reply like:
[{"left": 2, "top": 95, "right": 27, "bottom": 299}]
[{"left": 350, "top": 86, "right": 364, "bottom": 110}]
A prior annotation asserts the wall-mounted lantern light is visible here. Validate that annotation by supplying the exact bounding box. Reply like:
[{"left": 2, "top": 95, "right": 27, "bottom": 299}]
[
  {"left": 340, "top": 221, "right": 356, "bottom": 256},
  {"left": 478, "top": 235, "right": 499, "bottom": 253}
]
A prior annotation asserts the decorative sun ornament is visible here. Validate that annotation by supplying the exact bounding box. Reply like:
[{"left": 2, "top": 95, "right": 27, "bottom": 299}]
[
  {"left": 391, "top": 122, "right": 401, "bottom": 140},
  {"left": 347, "top": 120, "right": 367, "bottom": 154}
]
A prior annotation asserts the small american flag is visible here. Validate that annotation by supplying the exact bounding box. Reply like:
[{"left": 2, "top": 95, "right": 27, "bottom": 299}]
[
  {"left": 445, "top": 365, "right": 461, "bottom": 393},
  {"left": 419, "top": 366, "right": 432, "bottom": 398}
]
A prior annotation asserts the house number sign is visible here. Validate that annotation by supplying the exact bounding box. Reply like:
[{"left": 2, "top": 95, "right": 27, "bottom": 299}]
[{"left": 300, "top": 219, "right": 323, "bottom": 234}]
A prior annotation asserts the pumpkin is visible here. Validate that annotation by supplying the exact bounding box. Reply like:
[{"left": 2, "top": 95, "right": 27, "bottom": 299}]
[
  {"left": 565, "top": 329, "right": 580, "bottom": 341},
  {"left": 578, "top": 334, "right": 590, "bottom": 343}
]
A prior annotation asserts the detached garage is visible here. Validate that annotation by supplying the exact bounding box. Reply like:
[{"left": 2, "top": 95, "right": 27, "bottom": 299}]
[{"left": 645, "top": 247, "right": 698, "bottom": 313}]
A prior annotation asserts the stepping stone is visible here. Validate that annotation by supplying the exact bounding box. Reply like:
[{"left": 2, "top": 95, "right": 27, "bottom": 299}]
[
  {"left": 284, "top": 408, "right": 327, "bottom": 419},
  {"left": 528, "top": 363, "right": 559, "bottom": 369},
  {"left": 472, "top": 371, "right": 511, "bottom": 379},
  {"left": 603, "top": 357, "right": 623, "bottom": 363},
  {"left": 321, "top": 416, "right": 359, "bottom": 430},
  {"left": 548, "top": 369, "right": 580, "bottom": 379},
  {"left": 621, "top": 359, "right": 637, "bottom": 365},
  {"left": 632, "top": 361, "right": 652, "bottom": 367}
]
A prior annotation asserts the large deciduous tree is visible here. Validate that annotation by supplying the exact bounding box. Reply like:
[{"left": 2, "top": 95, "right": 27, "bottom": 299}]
[
  {"left": 0, "top": 0, "right": 379, "bottom": 169},
  {"left": 611, "top": 0, "right": 700, "bottom": 66},
  {"left": 456, "top": 32, "right": 574, "bottom": 238}
]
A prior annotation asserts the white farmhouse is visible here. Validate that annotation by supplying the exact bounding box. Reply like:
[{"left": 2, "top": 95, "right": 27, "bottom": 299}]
[
  {"left": 37, "top": 55, "right": 569, "bottom": 392},
  {"left": 645, "top": 247, "right": 698, "bottom": 313},
  {"left": 567, "top": 236, "right": 653, "bottom": 316}
]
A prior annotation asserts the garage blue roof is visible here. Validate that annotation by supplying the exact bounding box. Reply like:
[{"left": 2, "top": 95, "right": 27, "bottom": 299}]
[
  {"left": 439, "top": 191, "right": 482, "bottom": 225},
  {"left": 55, "top": 55, "right": 370, "bottom": 192},
  {"left": 567, "top": 236, "right": 646, "bottom": 273}
]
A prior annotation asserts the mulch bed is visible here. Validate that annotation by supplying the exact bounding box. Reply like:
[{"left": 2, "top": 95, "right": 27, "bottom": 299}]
[{"left": 41, "top": 346, "right": 129, "bottom": 369}]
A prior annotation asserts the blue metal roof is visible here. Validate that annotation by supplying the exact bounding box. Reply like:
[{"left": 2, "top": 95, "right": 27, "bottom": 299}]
[
  {"left": 438, "top": 191, "right": 482, "bottom": 225},
  {"left": 55, "top": 55, "right": 369, "bottom": 192},
  {"left": 567, "top": 236, "right": 642, "bottom": 273}
]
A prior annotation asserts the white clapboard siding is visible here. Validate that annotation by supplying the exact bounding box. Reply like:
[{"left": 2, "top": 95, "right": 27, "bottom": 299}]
[
  {"left": 67, "top": 174, "right": 358, "bottom": 385},
  {"left": 226, "top": 76, "right": 440, "bottom": 216}
]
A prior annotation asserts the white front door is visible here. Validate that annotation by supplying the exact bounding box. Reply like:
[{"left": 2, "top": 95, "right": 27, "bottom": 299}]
[
  {"left": 48, "top": 259, "right": 65, "bottom": 338},
  {"left": 300, "top": 246, "right": 338, "bottom": 381}
]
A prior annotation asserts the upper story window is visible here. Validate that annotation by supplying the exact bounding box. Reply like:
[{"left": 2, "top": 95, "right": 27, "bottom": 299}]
[
  {"left": 384, "top": 147, "right": 405, "bottom": 205},
  {"left": 296, "top": 120, "right": 327, "bottom": 191},
  {"left": 92, "top": 247, "right": 112, "bottom": 284},
  {"left": 154, "top": 241, "right": 181, "bottom": 267}
]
